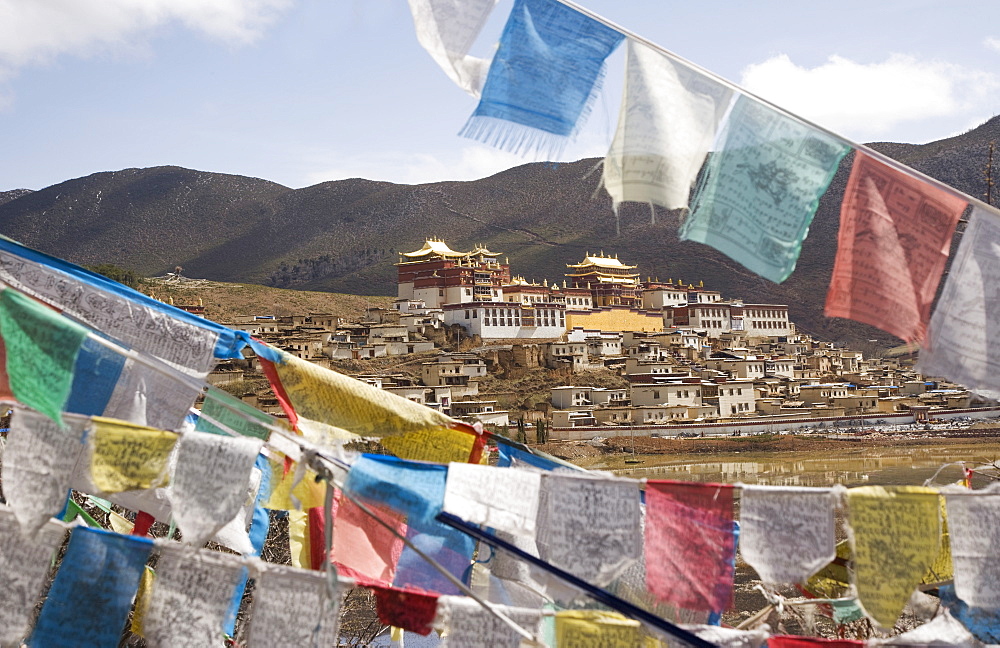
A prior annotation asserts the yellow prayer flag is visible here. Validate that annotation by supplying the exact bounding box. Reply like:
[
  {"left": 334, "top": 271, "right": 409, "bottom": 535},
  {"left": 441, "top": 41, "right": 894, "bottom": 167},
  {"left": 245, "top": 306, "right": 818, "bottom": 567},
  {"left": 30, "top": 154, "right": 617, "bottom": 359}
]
[
  {"left": 90, "top": 417, "right": 177, "bottom": 493},
  {"left": 130, "top": 566, "right": 155, "bottom": 637},
  {"left": 924, "top": 494, "right": 953, "bottom": 584},
  {"left": 555, "top": 610, "right": 642, "bottom": 648},
  {"left": 288, "top": 509, "right": 312, "bottom": 570},
  {"left": 108, "top": 510, "right": 135, "bottom": 535},
  {"left": 847, "top": 486, "right": 941, "bottom": 628},
  {"left": 381, "top": 426, "right": 476, "bottom": 464},
  {"left": 265, "top": 457, "right": 327, "bottom": 511}
]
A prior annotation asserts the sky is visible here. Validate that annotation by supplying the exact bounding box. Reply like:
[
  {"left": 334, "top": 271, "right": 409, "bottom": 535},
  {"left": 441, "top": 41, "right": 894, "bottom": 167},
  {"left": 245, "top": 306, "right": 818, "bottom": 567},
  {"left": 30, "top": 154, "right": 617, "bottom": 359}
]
[{"left": 2, "top": 0, "right": 1000, "bottom": 191}]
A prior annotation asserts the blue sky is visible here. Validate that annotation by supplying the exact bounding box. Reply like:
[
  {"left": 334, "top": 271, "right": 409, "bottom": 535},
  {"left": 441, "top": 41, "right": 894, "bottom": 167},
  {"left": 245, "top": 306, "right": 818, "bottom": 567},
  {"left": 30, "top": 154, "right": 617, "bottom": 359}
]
[{"left": 1, "top": 0, "right": 999, "bottom": 191}]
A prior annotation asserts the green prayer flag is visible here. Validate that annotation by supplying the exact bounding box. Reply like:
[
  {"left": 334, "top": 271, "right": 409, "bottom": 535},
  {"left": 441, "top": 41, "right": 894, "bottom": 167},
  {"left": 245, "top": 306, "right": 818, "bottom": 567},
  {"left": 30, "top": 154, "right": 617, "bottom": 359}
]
[
  {"left": 0, "top": 288, "right": 89, "bottom": 425},
  {"left": 196, "top": 386, "right": 273, "bottom": 440}
]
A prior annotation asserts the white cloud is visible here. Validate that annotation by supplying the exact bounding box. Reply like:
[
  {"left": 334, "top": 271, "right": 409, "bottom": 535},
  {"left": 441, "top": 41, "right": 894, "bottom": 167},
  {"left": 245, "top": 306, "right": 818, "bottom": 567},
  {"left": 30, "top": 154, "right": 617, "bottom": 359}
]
[
  {"left": 739, "top": 53, "right": 999, "bottom": 142},
  {"left": 300, "top": 133, "right": 611, "bottom": 188},
  {"left": 985, "top": 37, "right": 1000, "bottom": 54},
  {"left": 0, "top": 0, "right": 292, "bottom": 70}
]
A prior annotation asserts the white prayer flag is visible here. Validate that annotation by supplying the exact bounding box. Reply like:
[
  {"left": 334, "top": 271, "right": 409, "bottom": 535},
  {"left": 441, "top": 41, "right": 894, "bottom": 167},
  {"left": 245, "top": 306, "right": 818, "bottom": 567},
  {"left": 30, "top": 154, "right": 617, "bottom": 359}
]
[
  {"left": 919, "top": 206, "right": 1000, "bottom": 397},
  {"left": 0, "top": 508, "right": 66, "bottom": 646},
  {"left": 143, "top": 545, "right": 244, "bottom": 647},
  {"left": 603, "top": 40, "right": 733, "bottom": 211},
  {"left": 443, "top": 462, "right": 541, "bottom": 535},
  {"left": 247, "top": 564, "right": 341, "bottom": 647},
  {"left": 739, "top": 485, "right": 836, "bottom": 584},
  {"left": 168, "top": 430, "right": 263, "bottom": 547},
  {"left": 407, "top": 0, "right": 498, "bottom": 96},
  {"left": 102, "top": 359, "right": 203, "bottom": 431},
  {"left": 535, "top": 472, "right": 642, "bottom": 587},
  {"left": 679, "top": 624, "right": 769, "bottom": 648},
  {"left": 944, "top": 484, "right": 1000, "bottom": 608},
  {"left": 2, "top": 406, "right": 88, "bottom": 535},
  {"left": 434, "top": 595, "right": 542, "bottom": 648}
]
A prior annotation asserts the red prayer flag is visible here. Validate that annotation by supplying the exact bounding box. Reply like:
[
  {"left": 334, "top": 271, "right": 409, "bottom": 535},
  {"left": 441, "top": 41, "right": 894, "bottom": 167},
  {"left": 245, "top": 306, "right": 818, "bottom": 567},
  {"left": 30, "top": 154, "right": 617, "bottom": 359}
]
[
  {"left": 330, "top": 490, "right": 407, "bottom": 586},
  {"left": 825, "top": 152, "right": 967, "bottom": 342},
  {"left": 371, "top": 585, "right": 440, "bottom": 635},
  {"left": 645, "top": 480, "right": 736, "bottom": 613}
]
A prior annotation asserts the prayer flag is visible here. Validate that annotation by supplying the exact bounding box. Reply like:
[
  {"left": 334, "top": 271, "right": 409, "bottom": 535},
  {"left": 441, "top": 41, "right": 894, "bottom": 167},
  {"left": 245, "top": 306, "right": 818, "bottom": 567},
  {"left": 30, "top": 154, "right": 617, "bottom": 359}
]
[
  {"left": 535, "top": 472, "right": 642, "bottom": 588},
  {"left": 142, "top": 544, "right": 244, "bottom": 647},
  {"left": 371, "top": 585, "right": 440, "bottom": 636},
  {"left": 406, "top": 0, "right": 498, "bottom": 96},
  {"left": 346, "top": 454, "right": 450, "bottom": 524},
  {"left": 847, "top": 486, "right": 941, "bottom": 628},
  {"left": 248, "top": 564, "right": 342, "bottom": 647},
  {"left": 0, "top": 287, "right": 88, "bottom": 424},
  {"left": 254, "top": 340, "right": 481, "bottom": 463},
  {"left": 443, "top": 462, "right": 541, "bottom": 535},
  {"left": 681, "top": 96, "right": 850, "bottom": 283},
  {"left": 943, "top": 484, "right": 1000, "bottom": 608},
  {"left": 433, "top": 596, "right": 542, "bottom": 648},
  {"left": 554, "top": 610, "right": 642, "bottom": 648},
  {"left": 679, "top": 624, "right": 769, "bottom": 648},
  {"left": 738, "top": 485, "right": 836, "bottom": 584},
  {"left": 769, "top": 637, "right": 864, "bottom": 648},
  {"left": 89, "top": 417, "right": 178, "bottom": 493},
  {"left": 645, "top": 480, "right": 737, "bottom": 613},
  {"left": 919, "top": 206, "right": 1000, "bottom": 394},
  {"left": 603, "top": 40, "right": 733, "bottom": 211},
  {"left": 168, "top": 429, "right": 263, "bottom": 547},
  {"left": 939, "top": 583, "right": 1000, "bottom": 644},
  {"left": 0, "top": 509, "right": 65, "bottom": 646},
  {"left": 876, "top": 611, "right": 979, "bottom": 647},
  {"left": 345, "top": 455, "right": 475, "bottom": 594},
  {"left": 825, "top": 151, "right": 967, "bottom": 342},
  {"left": 0, "top": 236, "right": 245, "bottom": 365},
  {"left": 66, "top": 337, "right": 201, "bottom": 431},
  {"left": 264, "top": 456, "right": 327, "bottom": 511},
  {"left": 460, "top": 0, "right": 624, "bottom": 155},
  {"left": 331, "top": 489, "right": 407, "bottom": 585},
  {"left": 196, "top": 386, "right": 275, "bottom": 440},
  {"left": 2, "top": 406, "right": 88, "bottom": 535},
  {"left": 31, "top": 527, "right": 153, "bottom": 648}
]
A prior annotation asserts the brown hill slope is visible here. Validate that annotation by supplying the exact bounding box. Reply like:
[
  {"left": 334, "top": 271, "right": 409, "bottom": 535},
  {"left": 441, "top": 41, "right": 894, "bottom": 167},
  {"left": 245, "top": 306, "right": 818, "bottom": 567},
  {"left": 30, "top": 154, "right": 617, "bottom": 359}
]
[{"left": 1, "top": 116, "right": 999, "bottom": 347}]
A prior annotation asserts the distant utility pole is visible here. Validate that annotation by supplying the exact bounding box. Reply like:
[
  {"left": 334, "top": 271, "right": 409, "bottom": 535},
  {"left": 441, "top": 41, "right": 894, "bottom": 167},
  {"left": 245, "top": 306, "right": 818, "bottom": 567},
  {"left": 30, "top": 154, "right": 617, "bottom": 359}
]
[{"left": 985, "top": 141, "right": 996, "bottom": 206}]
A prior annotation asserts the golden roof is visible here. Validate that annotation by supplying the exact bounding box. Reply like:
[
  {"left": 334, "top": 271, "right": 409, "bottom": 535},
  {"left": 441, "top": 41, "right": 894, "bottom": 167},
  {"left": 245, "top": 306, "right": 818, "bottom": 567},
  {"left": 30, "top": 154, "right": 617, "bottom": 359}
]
[
  {"left": 566, "top": 254, "right": 637, "bottom": 270},
  {"left": 402, "top": 238, "right": 466, "bottom": 259}
]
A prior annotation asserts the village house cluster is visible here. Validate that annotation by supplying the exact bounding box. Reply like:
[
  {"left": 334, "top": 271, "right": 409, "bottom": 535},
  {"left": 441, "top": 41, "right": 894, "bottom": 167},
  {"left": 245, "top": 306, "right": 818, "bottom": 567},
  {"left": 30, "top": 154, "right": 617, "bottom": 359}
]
[{"left": 211, "top": 239, "right": 979, "bottom": 433}]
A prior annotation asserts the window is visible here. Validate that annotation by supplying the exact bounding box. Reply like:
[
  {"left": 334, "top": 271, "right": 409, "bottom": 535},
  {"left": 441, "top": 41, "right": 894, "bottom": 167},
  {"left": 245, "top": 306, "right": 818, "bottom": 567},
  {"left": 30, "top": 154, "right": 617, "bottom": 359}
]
[
  {"left": 473, "top": 311, "right": 478, "bottom": 318},
  {"left": 653, "top": 390, "right": 660, "bottom": 399},
  {"left": 465, "top": 310, "right": 470, "bottom": 319}
]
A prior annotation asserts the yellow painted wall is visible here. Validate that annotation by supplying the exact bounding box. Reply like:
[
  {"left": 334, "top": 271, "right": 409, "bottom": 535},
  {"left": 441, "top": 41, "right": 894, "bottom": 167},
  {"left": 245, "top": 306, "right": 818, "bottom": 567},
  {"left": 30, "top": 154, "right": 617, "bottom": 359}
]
[{"left": 566, "top": 308, "right": 663, "bottom": 333}]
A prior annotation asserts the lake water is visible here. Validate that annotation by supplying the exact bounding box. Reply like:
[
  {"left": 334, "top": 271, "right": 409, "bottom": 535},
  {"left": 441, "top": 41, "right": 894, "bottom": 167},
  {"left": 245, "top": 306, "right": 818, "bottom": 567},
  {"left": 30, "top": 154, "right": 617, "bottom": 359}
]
[{"left": 575, "top": 440, "right": 1000, "bottom": 488}]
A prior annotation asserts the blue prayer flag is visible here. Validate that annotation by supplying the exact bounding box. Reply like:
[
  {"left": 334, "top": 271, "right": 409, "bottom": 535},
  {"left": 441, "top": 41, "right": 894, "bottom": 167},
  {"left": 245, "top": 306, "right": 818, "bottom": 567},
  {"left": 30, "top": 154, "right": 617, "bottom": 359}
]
[
  {"left": 345, "top": 454, "right": 475, "bottom": 594},
  {"left": 31, "top": 527, "right": 153, "bottom": 648},
  {"left": 461, "top": 0, "right": 624, "bottom": 155}
]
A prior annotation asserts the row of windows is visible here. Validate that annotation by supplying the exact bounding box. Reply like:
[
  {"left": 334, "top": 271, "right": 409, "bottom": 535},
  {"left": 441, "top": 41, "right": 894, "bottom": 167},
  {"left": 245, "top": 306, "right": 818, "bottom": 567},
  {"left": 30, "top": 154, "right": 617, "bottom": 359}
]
[
  {"left": 652, "top": 389, "right": 700, "bottom": 399},
  {"left": 746, "top": 309, "right": 785, "bottom": 318},
  {"left": 752, "top": 321, "right": 786, "bottom": 329}
]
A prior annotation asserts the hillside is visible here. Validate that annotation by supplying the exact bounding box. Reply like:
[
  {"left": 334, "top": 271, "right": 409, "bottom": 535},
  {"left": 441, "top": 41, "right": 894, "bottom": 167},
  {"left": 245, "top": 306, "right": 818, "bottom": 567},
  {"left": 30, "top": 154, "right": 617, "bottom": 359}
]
[
  {"left": 2, "top": 116, "right": 1000, "bottom": 348},
  {"left": 143, "top": 276, "right": 394, "bottom": 323}
]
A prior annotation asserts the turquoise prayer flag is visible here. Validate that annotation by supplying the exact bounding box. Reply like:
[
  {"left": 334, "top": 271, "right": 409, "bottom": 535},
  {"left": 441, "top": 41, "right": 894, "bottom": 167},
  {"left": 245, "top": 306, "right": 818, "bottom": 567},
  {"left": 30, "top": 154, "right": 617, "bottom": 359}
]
[
  {"left": 196, "top": 386, "right": 273, "bottom": 440},
  {"left": 680, "top": 96, "right": 851, "bottom": 283},
  {"left": 0, "top": 288, "right": 88, "bottom": 425}
]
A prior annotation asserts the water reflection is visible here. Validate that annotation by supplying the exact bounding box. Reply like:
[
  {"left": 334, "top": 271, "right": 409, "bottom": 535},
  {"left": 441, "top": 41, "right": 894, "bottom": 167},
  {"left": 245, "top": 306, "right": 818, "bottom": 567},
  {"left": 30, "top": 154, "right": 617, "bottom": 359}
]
[{"left": 590, "top": 442, "right": 1000, "bottom": 488}]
